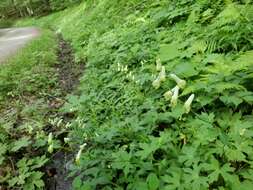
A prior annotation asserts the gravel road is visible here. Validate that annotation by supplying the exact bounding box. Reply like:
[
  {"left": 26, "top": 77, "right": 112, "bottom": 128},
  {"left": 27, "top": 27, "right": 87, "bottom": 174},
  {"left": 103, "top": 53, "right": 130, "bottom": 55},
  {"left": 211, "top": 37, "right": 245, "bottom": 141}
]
[{"left": 0, "top": 27, "right": 40, "bottom": 63}]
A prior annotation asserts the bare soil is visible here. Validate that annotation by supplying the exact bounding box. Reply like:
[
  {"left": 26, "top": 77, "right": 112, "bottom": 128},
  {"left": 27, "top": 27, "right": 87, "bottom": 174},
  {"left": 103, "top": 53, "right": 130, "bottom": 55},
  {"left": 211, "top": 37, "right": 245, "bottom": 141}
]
[{"left": 44, "top": 35, "right": 84, "bottom": 190}]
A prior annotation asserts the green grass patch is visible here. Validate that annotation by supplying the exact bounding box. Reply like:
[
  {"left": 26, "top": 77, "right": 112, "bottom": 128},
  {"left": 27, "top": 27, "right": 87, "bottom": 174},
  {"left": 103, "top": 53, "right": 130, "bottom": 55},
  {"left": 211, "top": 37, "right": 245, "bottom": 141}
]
[
  {"left": 0, "top": 30, "right": 63, "bottom": 189},
  {"left": 0, "top": 19, "right": 13, "bottom": 28}
]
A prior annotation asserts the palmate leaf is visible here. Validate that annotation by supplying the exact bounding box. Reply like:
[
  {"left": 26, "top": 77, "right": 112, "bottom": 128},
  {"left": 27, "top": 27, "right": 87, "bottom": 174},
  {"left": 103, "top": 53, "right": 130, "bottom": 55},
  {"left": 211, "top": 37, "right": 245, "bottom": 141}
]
[
  {"left": 220, "top": 95, "right": 243, "bottom": 107},
  {"left": 23, "top": 171, "right": 44, "bottom": 190},
  {"left": 230, "top": 180, "right": 253, "bottom": 190},
  {"left": 136, "top": 133, "right": 171, "bottom": 160},
  {"left": 201, "top": 156, "right": 235, "bottom": 183},
  {"left": 183, "top": 164, "right": 209, "bottom": 190},
  {"left": 111, "top": 150, "right": 133, "bottom": 176},
  {"left": 161, "top": 167, "right": 184, "bottom": 190},
  {"left": 178, "top": 145, "right": 200, "bottom": 167},
  {"left": 146, "top": 173, "right": 159, "bottom": 190}
]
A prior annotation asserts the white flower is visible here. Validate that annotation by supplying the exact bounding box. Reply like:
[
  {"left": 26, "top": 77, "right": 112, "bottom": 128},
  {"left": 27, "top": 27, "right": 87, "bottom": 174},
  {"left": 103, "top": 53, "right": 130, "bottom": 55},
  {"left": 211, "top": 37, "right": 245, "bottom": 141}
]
[
  {"left": 159, "top": 66, "right": 166, "bottom": 82},
  {"left": 156, "top": 58, "right": 162, "bottom": 71},
  {"left": 75, "top": 143, "right": 87, "bottom": 165},
  {"left": 48, "top": 144, "right": 54, "bottom": 153},
  {"left": 184, "top": 94, "right": 195, "bottom": 113},
  {"left": 75, "top": 149, "right": 82, "bottom": 165},
  {"left": 170, "top": 86, "right": 179, "bottom": 107},
  {"left": 80, "top": 143, "right": 87, "bottom": 150},
  {"left": 170, "top": 74, "right": 186, "bottom": 89},
  {"left": 48, "top": 132, "right": 53, "bottom": 145},
  {"left": 163, "top": 86, "right": 177, "bottom": 101},
  {"left": 152, "top": 78, "right": 161, "bottom": 89},
  {"left": 164, "top": 90, "right": 173, "bottom": 101},
  {"left": 64, "top": 138, "right": 71, "bottom": 143}
]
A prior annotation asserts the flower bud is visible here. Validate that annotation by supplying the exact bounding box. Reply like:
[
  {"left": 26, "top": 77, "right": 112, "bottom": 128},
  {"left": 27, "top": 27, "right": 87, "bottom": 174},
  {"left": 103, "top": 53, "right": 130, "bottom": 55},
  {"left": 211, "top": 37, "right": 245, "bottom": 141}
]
[
  {"left": 184, "top": 94, "right": 195, "bottom": 113},
  {"left": 48, "top": 144, "right": 54, "bottom": 153},
  {"left": 156, "top": 58, "right": 162, "bottom": 71},
  {"left": 164, "top": 90, "right": 173, "bottom": 101},
  {"left": 152, "top": 78, "right": 161, "bottom": 89},
  {"left": 64, "top": 138, "right": 71, "bottom": 143},
  {"left": 75, "top": 149, "right": 82, "bottom": 165},
  {"left": 170, "top": 86, "right": 179, "bottom": 107},
  {"left": 48, "top": 132, "right": 53, "bottom": 145},
  {"left": 75, "top": 143, "right": 87, "bottom": 165},
  {"left": 159, "top": 66, "right": 166, "bottom": 82},
  {"left": 170, "top": 74, "right": 186, "bottom": 89}
]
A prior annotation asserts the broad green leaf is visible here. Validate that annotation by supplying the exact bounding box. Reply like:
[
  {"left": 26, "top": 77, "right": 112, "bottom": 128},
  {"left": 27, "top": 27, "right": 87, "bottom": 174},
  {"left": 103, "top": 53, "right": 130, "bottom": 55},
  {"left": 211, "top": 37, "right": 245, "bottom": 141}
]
[
  {"left": 159, "top": 43, "right": 180, "bottom": 62},
  {"left": 147, "top": 173, "right": 159, "bottom": 190}
]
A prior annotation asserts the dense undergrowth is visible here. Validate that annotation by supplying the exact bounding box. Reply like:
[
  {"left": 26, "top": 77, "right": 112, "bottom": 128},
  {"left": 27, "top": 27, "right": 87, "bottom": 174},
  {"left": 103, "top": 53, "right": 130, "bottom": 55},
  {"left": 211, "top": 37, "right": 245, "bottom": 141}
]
[
  {"left": 8, "top": 0, "right": 253, "bottom": 189},
  {"left": 0, "top": 31, "right": 66, "bottom": 189}
]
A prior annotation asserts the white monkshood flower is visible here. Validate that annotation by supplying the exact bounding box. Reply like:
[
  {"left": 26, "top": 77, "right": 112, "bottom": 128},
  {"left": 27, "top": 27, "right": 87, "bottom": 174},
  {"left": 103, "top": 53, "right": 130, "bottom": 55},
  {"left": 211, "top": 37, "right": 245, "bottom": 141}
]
[
  {"left": 48, "top": 144, "right": 54, "bottom": 153},
  {"left": 184, "top": 94, "right": 195, "bottom": 113},
  {"left": 159, "top": 66, "right": 166, "bottom": 82},
  {"left": 80, "top": 143, "right": 87, "bottom": 150},
  {"left": 75, "top": 149, "right": 82, "bottom": 165},
  {"left": 170, "top": 86, "right": 179, "bottom": 107},
  {"left": 164, "top": 86, "right": 178, "bottom": 101},
  {"left": 64, "top": 138, "right": 71, "bottom": 143},
  {"left": 152, "top": 78, "right": 161, "bottom": 89},
  {"left": 48, "top": 132, "right": 53, "bottom": 145},
  {"left": 170, "top": 74, "right": 186, "bottom": 89},
  {"left": 75, "top": 143, "right": 87, "bottom": 165},
  {"left": 164, "top": 90, "right": 173, "bottom": 101},
  {"left": 156, "top": 58, "right": 162, "bottom": 71}
]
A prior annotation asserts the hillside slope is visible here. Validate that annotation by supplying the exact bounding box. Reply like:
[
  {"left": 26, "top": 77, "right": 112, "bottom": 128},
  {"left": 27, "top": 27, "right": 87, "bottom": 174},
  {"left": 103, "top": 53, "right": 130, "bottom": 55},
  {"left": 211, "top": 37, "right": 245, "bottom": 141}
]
[{"left": 15, "top": 0, "right": 253, "bottom": 189}]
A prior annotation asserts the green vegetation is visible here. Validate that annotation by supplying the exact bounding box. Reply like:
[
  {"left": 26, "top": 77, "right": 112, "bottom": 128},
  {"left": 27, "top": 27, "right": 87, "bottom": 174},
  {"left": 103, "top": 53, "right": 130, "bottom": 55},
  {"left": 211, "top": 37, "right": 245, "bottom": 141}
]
[
  {"left": 0, "top": 30, "right": 63, "bottom": 189},
  {"left": 1, "top": 0, "right": 253, "bottom": 189},
  {"left": 0, "top": 0, "right": 81, "bottom": 18}
]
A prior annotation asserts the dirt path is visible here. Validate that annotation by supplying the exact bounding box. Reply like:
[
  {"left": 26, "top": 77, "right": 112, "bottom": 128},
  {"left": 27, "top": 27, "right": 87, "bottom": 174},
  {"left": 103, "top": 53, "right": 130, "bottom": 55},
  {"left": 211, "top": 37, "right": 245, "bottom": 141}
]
[{"left": 0, "top": 27, "right": 40, "bottom": 63}]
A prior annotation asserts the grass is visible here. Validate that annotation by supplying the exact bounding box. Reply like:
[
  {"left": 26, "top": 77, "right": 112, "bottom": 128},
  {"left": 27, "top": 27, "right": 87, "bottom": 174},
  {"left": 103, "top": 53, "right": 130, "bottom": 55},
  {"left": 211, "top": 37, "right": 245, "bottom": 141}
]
[
  {"left": 0, "top": 29, "right": 63, "bottom": 189},
  {"left": 0, "top": 19, "right": 13, "bottom": 28},
  {"left": 8, "top": 0, "right": 253, "bottom": 189}
]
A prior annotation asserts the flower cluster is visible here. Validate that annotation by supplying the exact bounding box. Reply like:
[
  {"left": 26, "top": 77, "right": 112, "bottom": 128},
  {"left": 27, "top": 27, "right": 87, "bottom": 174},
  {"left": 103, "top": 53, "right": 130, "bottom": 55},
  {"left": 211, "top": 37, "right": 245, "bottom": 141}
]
[{"left": 153, "top": 60, "right": 195, "bottom": 113}]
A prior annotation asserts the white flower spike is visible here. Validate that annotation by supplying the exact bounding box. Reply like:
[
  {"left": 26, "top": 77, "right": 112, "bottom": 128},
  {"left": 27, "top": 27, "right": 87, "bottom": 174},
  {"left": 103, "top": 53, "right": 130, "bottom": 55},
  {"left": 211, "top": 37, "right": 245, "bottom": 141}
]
[
  {"left": 164, "top": 90, "right": 173, "bottom": 101},
  {"left": 48, "top": 132, "right": 53, "bottom": 145},
  {"left": 48, "top": 144, "right": 54, "bottom": 153},
  {"left": 156, "top": 58, "right": 162, "bottom": 71},
  {"left": 75, "top": 149, "right": 82, "bottom": 165},
  {"left": 75, "top": 143, "right": 87, "bottom": 165},
  {"left": 164, "top": 86, "right": 178, "bottom": 101},
  {"left": 152, "top": 78, "right": 161, "bottom": 89},
  {"left": 170, "top": 86, "right": 180, "bottom": 107},
  {"left": 184, "top": 94, "right": 195, "bottom": 113},
  {"left": 170, "top": 74, "right": 186, "bottom": 89},
  {"left": 159, "top": 66, "right": 166, "bottom": 82}
]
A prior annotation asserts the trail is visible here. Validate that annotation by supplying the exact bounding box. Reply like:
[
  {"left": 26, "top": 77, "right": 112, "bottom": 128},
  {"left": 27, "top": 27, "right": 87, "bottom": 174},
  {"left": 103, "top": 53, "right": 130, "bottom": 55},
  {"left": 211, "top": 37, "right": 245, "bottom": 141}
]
[{"left": 0, "top": 27, "right": 40, "bottom": 63}]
